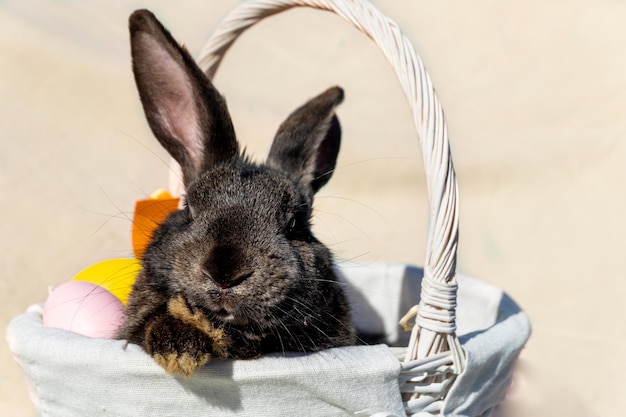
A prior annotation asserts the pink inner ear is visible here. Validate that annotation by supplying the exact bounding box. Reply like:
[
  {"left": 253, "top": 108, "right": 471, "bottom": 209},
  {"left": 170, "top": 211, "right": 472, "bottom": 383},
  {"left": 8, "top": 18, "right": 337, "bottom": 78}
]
[{"left": 141, "top": 34, "right": 204, "bottom": 174}]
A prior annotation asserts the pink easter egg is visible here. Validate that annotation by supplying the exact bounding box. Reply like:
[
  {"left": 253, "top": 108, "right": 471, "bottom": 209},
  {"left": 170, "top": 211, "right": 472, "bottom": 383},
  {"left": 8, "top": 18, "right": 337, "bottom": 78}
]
[{"left": 43, "top": 280, "right": 126, "bottom": 338}]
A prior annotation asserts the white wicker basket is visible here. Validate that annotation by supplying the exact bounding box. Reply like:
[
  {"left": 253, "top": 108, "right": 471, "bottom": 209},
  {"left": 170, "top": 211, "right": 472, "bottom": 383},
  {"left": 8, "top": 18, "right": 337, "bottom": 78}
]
[{"left": 7, "top": 1, "right": 530, "bottom": 416}]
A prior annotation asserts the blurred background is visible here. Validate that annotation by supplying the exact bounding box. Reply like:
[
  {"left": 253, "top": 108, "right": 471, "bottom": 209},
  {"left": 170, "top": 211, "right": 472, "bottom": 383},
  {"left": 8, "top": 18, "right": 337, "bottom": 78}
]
[{"left": 2, "top": 1, "right": 625, "bottom": 416}]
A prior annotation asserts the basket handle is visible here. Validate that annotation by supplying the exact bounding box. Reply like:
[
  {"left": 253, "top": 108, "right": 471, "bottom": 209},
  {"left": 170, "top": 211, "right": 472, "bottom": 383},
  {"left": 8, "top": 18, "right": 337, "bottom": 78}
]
[{"left": 195, "top": 0, "right": 462, "bottom": 366}]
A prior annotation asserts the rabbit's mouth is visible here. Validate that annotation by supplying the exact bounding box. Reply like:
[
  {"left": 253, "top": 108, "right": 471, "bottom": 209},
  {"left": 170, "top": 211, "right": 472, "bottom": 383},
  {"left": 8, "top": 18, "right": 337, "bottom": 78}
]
[
  {"left": 208, "top": 292, "right": 246, "bottom": 324},
  {"left": 208, "top": 290, "right": 237, "bottom": 321},
  {"left": 215, "top": 308, "right": 235, "bottom": 322},
  {"left": 204, "top": 287, "right": 256, "bottom": 325}
]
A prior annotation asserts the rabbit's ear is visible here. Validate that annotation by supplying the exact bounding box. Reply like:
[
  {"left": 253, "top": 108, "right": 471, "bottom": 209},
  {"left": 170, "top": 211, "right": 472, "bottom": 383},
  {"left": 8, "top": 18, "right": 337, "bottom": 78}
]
[
  {"left": 267, "top": 87, "right": 343, "bottom": 195},
  {"left": 129, "top": 10, "right": 238, "bottom": 185}
]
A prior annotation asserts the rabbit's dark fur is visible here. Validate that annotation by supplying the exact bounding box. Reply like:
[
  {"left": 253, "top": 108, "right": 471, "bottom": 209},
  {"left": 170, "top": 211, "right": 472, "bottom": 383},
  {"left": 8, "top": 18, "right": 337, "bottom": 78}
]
[{"left": 117, "top": 10, "right": 355, "bottom": 377}]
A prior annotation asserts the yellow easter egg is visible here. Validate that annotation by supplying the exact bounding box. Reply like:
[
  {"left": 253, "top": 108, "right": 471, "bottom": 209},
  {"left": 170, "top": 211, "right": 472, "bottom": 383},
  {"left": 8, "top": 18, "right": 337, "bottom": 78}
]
[{"left": 71, "top": 258, "right": 141, "bottom": 305}]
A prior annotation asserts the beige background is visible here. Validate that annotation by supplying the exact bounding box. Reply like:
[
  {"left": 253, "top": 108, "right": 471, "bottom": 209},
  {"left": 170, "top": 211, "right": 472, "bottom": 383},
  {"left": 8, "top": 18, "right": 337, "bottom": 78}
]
[{"left": 2, "top": 1, "right": 625, "bottom": 416}]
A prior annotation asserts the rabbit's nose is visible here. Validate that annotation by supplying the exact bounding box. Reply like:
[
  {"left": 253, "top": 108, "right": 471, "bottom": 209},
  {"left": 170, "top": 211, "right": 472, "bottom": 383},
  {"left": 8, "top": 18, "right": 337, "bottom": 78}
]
[{"left": 201, "top": 245, "right": 252, "bottom": 288}]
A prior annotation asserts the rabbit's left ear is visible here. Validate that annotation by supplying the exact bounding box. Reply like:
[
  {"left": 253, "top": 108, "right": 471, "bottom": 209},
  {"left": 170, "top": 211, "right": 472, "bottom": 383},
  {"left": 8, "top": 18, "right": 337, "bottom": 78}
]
[
  {"left": 129, "top": 9, "right": 239, "bottom": 186},
  {"left": 267, "top": 87, "right": 343, "bottom": 196}
]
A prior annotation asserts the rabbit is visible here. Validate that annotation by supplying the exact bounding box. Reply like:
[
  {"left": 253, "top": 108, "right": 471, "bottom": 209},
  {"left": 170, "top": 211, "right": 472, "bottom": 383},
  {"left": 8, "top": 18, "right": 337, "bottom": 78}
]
[{"left": 116, "top": 9, "right": 356, "bottom": 377}]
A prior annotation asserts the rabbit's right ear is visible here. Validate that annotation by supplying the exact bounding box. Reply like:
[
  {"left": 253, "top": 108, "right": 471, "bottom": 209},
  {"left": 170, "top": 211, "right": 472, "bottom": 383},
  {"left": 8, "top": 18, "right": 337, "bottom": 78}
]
[
  {"left": 267, "top": 87, "right": 344, "bottom": 197},
  {"left": 129, "top": 10, "right": 239, "bottom": 185}
]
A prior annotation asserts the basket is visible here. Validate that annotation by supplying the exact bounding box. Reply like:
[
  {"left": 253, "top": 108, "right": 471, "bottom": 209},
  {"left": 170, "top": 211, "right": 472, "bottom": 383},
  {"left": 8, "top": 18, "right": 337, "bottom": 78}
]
[{"left": 7, "top": 1, "right": 530, "bottom": 416}]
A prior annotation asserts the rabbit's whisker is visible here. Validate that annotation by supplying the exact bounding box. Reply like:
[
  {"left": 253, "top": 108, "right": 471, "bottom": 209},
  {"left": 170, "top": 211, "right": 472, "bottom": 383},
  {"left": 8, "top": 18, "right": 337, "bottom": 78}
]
[{"left": 115, "top": 127, "right": 183, "bottom": 184}]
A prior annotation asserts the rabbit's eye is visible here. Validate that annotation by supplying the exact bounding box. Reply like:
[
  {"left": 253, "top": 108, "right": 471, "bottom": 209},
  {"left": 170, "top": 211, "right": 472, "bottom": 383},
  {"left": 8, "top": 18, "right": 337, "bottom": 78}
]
[
  {"left": 284, "top": 209, "right": 310, "bottom": 240},
  {"left": 286, "top": 216, "right": 297, "bottom": 233}
]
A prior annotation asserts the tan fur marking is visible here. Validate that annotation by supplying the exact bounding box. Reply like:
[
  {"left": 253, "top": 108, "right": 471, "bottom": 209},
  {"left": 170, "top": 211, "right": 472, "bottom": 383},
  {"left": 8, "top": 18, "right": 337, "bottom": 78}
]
[
  {"left": 167, "top": 295, "right": 229, "bottom": 357},
  {"left": 153, "top": 352, "right": 210, "bottom": 377},
  {"left": 209, "top": 331, "right": 229, "bottom": 358},
  {"left": 167, "top": 295, "right": 211, "bottom": 333}
]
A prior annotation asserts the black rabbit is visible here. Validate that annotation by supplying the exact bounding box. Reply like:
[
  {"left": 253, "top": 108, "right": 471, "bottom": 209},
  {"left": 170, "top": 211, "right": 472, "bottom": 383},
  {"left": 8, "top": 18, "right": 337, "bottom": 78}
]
[{"left": 117, "top": 10, "right": 356, "bottom": 377}]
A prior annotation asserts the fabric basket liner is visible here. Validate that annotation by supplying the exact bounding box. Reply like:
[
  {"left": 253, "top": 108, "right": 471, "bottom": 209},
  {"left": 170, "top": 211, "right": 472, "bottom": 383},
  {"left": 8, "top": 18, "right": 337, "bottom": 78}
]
[{"left": 7, "top": 262, "right": 530, "bottom": 416}]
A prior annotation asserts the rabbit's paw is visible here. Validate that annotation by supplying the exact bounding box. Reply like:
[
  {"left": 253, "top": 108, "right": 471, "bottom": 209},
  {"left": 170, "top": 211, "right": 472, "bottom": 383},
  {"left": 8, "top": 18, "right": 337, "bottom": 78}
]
[
  {"left": 145, "top": 296, "right": 229, "bottom": 377},
  {"left": 167, "top": 295, "right": 229, "bottom": 357},
  {"left": 146, "top": 319, "right": 211, "bottom": 377}
]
